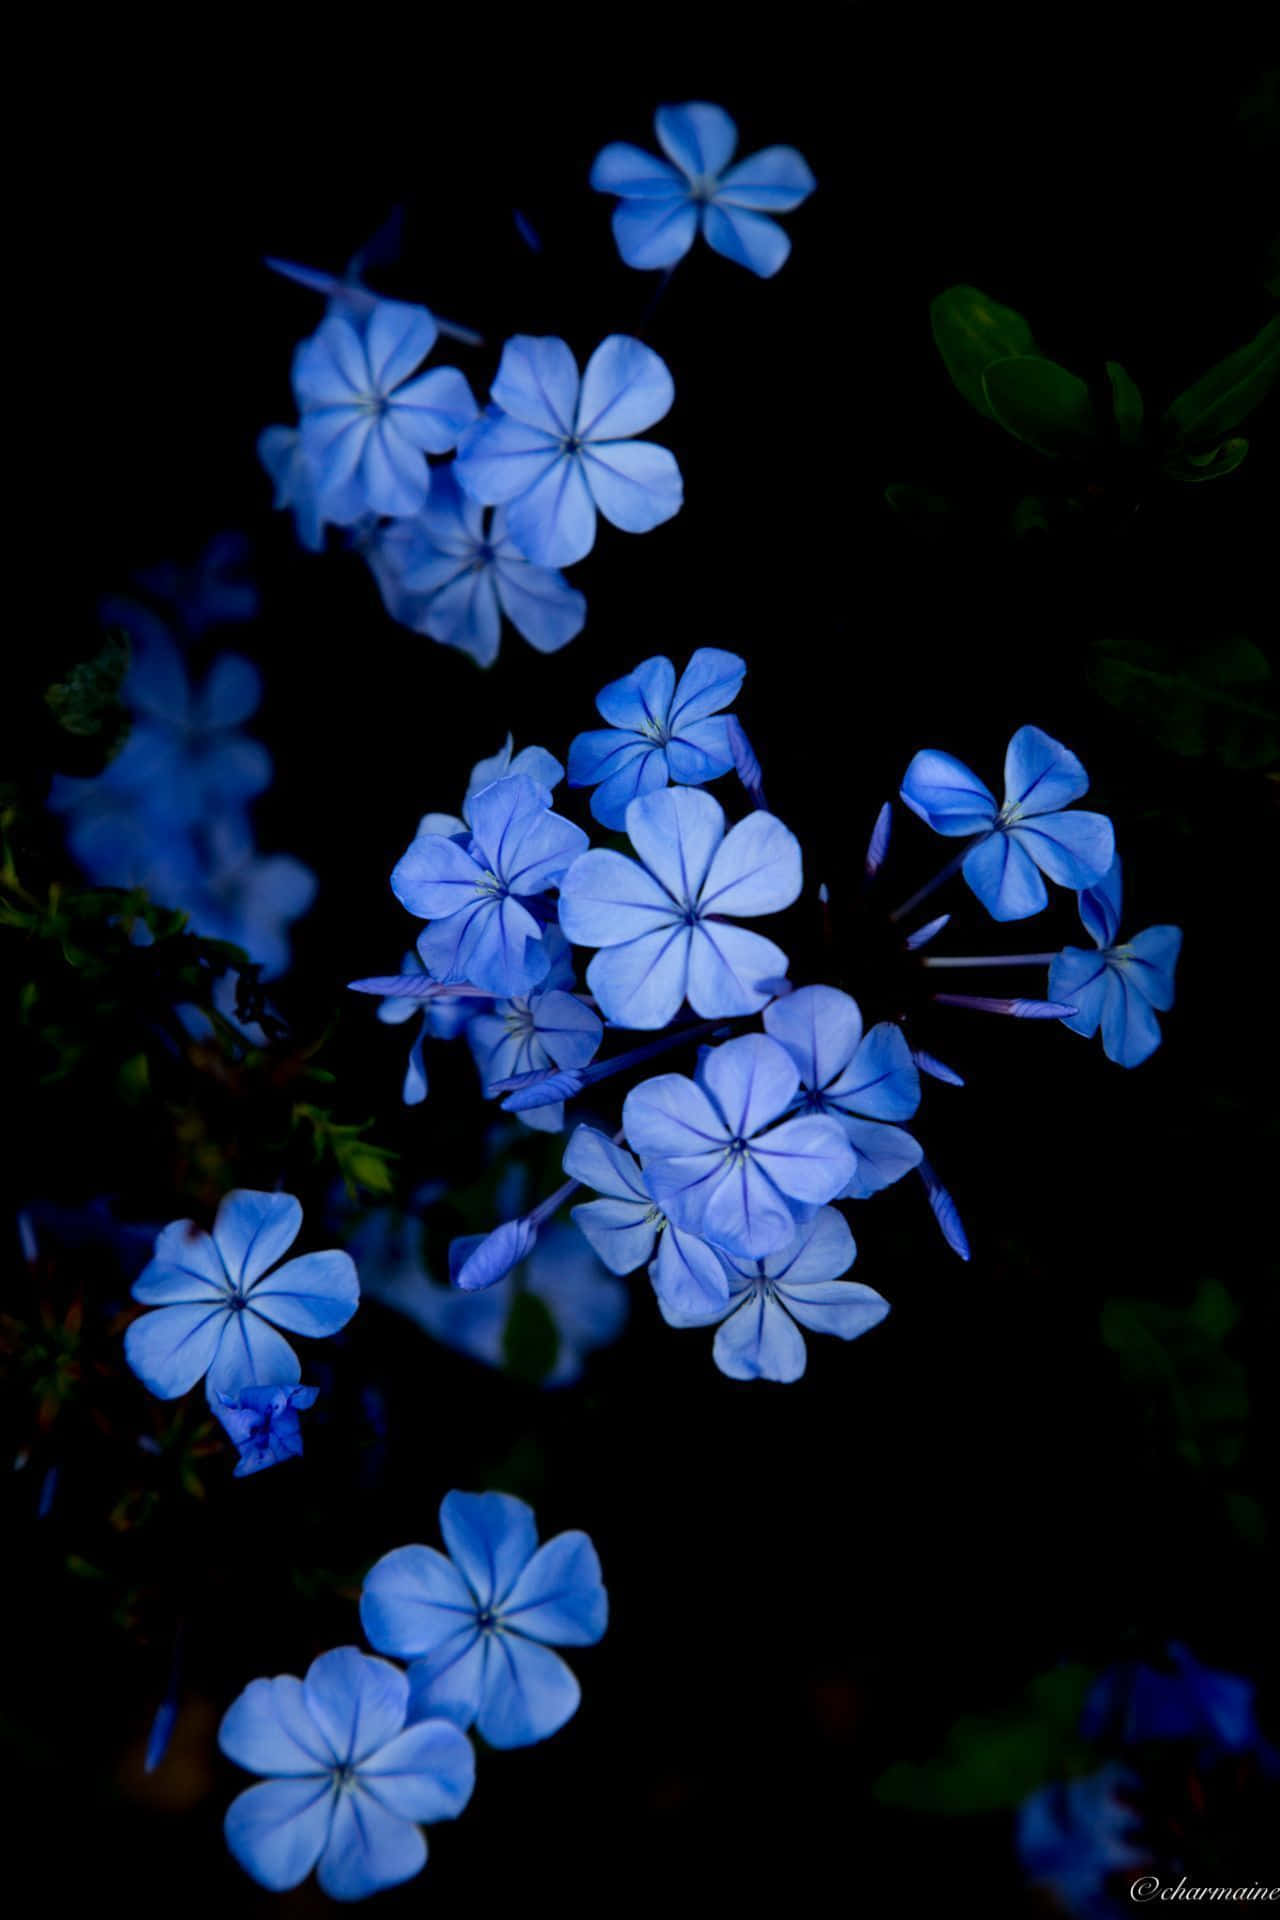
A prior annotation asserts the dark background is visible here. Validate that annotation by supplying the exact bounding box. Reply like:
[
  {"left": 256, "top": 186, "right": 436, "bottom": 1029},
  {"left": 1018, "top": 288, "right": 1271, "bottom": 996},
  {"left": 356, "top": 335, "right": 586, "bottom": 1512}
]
[{"left": 8, "top": 33, "right": 1277, "bottom": 1913}]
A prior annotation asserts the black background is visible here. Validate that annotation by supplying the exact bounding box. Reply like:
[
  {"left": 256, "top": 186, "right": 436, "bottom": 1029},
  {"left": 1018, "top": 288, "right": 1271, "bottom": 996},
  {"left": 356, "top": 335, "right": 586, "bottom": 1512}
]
[{"left": 9, "top": 31, "right": 1278, "bottom": 1914}]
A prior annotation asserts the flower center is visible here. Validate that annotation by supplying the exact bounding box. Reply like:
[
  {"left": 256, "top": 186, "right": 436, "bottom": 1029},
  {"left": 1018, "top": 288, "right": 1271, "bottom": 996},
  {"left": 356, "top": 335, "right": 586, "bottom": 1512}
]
[
  {"left": 475, "top": 869, "right": 506, "bottom": 899},
  {"left": 638, "top": 716, "right": 670, "bottom": 744},
  {"left": 560, "top": 433, "right": 583, "bottom": 454}
]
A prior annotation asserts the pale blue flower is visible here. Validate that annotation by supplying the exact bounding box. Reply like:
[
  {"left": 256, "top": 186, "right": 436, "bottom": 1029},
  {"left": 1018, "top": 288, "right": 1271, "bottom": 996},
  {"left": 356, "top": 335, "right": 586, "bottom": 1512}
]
[
  {"left": 377, "top": 950, "right": 476, "bottom": 1106},
  {"left": 258, "top": 424, "right": 363, "bottom": 551},
  {"left": 567, "top": 648, "right": 745, "bottom": 827},
  {"left": 1049, "top": 858, "right": 1181, "bottom": 1068},
  {"left": 467, "top": 929, "right": 601, "bottom": 1132},
  {"left": 365, "top": 467, "right": 586, "bottom": 663},
  {"left": 293, "top": 298, "right": 478, "bottom": 522},
  {"left": 454, "top": 334, "right": 682, "bottom": 567},
  {"left": 212, "top": 1383, "right": 319, "bottom": 1476},
  {"left": 657, "top": 1206, "right": 887, "bottom": 1382},
  {"left": 762, "top": 985, "right": 923, "bottom": 1195},
  {"left": 557, "top": 786, "right": 801, "bottom": 1028},
  {"left": 622, "top": 1033, "right": 856, "bottom": 1258},
  {"left": 562, "top": 1125, "right": 729, "bottom": 1314},
  {"left": 391, "top": 774, "right": 587, "bottom": 996},
  {"left": 591, "top": 102, "right": 815, "bottom": 277},
  {"left": 361, "top": 1490, "right": 607, "bottom": 1748},
  {"left": 900, "top": 725, "right": 1115, "bottom": 921},
  {"left": 1017, "top": 1766, "right": 1147, "bottom": 1915},
  {"left": 125, "top": 1190, "right": 359, "bottom": 1403},
  {"left": 220, "top": 1646, "right": 473, "bottom": 1898}
]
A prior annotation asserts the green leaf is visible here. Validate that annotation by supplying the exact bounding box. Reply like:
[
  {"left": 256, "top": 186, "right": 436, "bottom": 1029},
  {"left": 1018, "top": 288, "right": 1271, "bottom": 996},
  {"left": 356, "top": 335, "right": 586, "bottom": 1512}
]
[
  {"left": 1164, "top": 315, "right": 1280, "bottom": 447},
  {"left": 1088, "top": 633, "right": 1277, "bottom": 769},
  {"left": 874, "top": 1666, "right": 1095, "bottom": 1814},
  {"left": 1164, "top": 436, "right": 1250, "bottom": 482},
  {"left": 981, "top": 356, "right": 1097, "bottom": 455},
  {"left": 929, "top": 285, "right": 1037, "bottom": 418},
  {"left": 502, "top": 1291, "right": 559, "bottom": 1386},
  {"left": 1106, "top": 361, "right": 1144, "bottom": 443},
  {"left": 45, "top": 629, "right": 131, "bottom": 750}
]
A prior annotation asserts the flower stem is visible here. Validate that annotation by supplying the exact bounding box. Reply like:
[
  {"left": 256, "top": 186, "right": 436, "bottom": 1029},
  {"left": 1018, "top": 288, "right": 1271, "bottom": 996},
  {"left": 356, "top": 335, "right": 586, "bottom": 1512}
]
[
  {"left": 922, "top": 952, "right": 1057, "bottom": 969},
  {"left": 888, "top": 844, "right": 974, "bottom": 923}
]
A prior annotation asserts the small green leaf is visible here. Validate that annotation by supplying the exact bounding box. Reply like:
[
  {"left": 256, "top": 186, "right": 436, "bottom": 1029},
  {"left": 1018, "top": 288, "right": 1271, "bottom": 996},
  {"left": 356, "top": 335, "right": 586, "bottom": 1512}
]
[
  {"left": 929, "top": 285, "right": 1037, "bottom": 418},
  {"left": 502, "top": 1292, "right": 559, "bottom": 1386},
  {"left": 45, "top": 629, "right": 132, "bottom": 750},
  {"left": 1164, "top": 315, "right": 1280, "bottom": 447},
  {"left": 1106, "top": 361, "right": 1144, "bottom": 443},
  {"left": 1164, "top": 436, "right": 1250, "bottom": 482},
  {"left": 981, "top": 356, "right": 1097, "bottom": 456}
]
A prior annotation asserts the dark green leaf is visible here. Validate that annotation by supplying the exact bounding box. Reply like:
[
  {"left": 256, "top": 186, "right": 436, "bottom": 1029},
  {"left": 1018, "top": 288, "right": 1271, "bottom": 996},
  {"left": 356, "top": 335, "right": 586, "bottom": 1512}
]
[
  {"left": 874, "top": 1666, "right": 1095, "bottom": 1814},
  {"left": 1106, "top": 361, "right": 1144, "bottom": 443},
  {"left": 502, "top": 1291, "right": 559, "bottom": 1386},
  {"left": 1164, "top": 436, "right": 1250, "bottom": 482},
  {"left": 45, "top": 629, "right": 131, "bottom": 751},
  {"left": 929, "top": 285, "right": 1037, "bottom": 418},
  {"left": 1164, "top": 315, "right": 1280, "bottom": 447},
  {"left": 981, "top": 356, "right": 1097, "bottom": 455},
  {"left": 1088, "top": 633, "right": 1277, "bottom": 768}
]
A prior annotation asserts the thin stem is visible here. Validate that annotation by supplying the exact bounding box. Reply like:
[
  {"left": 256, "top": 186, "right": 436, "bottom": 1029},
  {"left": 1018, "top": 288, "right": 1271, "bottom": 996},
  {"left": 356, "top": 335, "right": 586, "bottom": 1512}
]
[
  {"left": 635, "top": 263, "right": 678, "bottom": 338},
  {"left": 888, "top": 845, "right": 974, "bottom": 923},
  {"left": 435, "top": 316, "right": 485, "bottom": 348},
  {"left": 922, "top": 952, "right": 1057, "bottom": 969}
]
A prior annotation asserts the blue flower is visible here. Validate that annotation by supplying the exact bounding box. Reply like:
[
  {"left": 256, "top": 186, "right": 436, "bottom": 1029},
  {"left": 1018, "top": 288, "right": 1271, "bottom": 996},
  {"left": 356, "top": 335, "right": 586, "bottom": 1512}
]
[
  {"left": 361, "top": 1490, "right": 608, "bottom": 1748},
  {"left": 134, "top": 532, "right": 259, "bottom": 634},
  {"left": 219, "top": 1645, "right": 474, "bottom": 1899},
  {"left": 377, "top": 951, "right": 476, "bottom": 1106},
  {"left": 293, "top": 298, "right": 478, "bottom": 522},
  {"left": 622, "top": 1032, "right": 856, "bottom": 1258},
  {"left": 1017, "top": 1766, "right": 1147, "bottom": 1915},
  {"left": 762, "top": 986, "right": 923, "bottom": 1196},
  {"left": 180, "top": 814, "right": 317, "bottom": 977},
  {"left": 391, "top": 774, "right": 587, "bottom": 997},
  {"left": 454, "top": 334, "right": 682, "bottom": 568},
  {"left": 359, "top": 1212, "right": 627, "bottom": 1386},
  {"left": 557, "top": 786, "right": 801, "bottom": 1028},
  {"left": 657, "top": 1206, "right": 887, "bottom": 1382},
  {"left": 258, "top": 424, "right": 362, "bottom": 551},
  {"left": 567, "top": 649, "right": 746, "bottom": 828},
  {"left": 212, "top": 1383, "right": 319, "bottom": 1477},
  {"left": 1080, "top": 1644, "right": 1270, "bottom": 1760},
  {"left": 125, "top": 1190, "right": 359, "bottom": 1402},
  {"left": 590, "top": 102, "right": 815, "bottom": 277},
  {"left": 364, "top": 467, "right": 586, "bottom": 664},
  {"left": 468, "top": 930, "right": 602, "bottom": 1133},
  {"left": 1048, "top": 859, "right": 1181, "bottom": 1068},
  {"left": 900, "top": 725, "right": 1115, "bottom": 921},
  {"left": 563, "top": 1125, "right": 729, "bottom": 1314}
]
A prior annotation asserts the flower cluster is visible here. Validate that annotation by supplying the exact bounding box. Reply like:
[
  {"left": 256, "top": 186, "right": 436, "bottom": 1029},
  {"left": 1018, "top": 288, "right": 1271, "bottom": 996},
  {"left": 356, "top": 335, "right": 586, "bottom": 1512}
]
[
  {"left": 221, "top": 1492, "right": 605, "bottom": 1898},
  {"left": 260, "top": 103, "right": 813, "bottom": 665},
  {"left": 51, "top": 553, "right": 315, "bottom": 982},
  {"left": 353, "top": 652, "right": 1178, "bottom": 1387}
]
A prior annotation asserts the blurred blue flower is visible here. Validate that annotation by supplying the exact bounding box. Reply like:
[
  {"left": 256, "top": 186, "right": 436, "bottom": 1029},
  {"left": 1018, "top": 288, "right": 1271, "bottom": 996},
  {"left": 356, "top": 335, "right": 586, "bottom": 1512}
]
[
  {"left": 562, "top": 1125, "right": 729, "bottom": 1314},
  {"left": 468, "top": 930, "right": 601, "bottom": 1132},
  {"left": 364, "top": 467, "right": 586, "bottom": 664},
  {"left": 591, "top": 102, "right": 815, "bottom": 277},
  {"left": 359, "top": 1211, "right": 627, "bottom": 1386},
  {"left": 293, "top": 298, "right": 477, "bottom": 522},
  {"left": 134, "top": 532, "right": 259, "bottom": 634},
  {"left": 557, "top": 786, "right": 800, "bottom": 1028},
  {"left": 657, "top": 1206, "right": 887, "bottom": 1382},
  {"left": 567, "top": 648, "right": 745, "bottom": 828},
  {"left": 763, "top": 985, "right": 923, "bottom": 1196},
  {"left": 623, "top": 1032, "right": 856, "bottom": 1258},
  {"left": 125, "top": 1190, "right": 359, "bottom": 1403},
  {"left": 213, "top": 1383, "right": 319, "bottom": 1477},
  {"left": 361, "top": 1490, "right": 607, "bottom": 1748},
  {"left": 1017, "top": 1765, "right": 1147, "bottom": 1917},
  {"left": 454, "top": 334, "right": 681, "bottom": 567},
  {"left": 258, "top": 424, "right": 362, "bottom": 551},
  {"left": 391, "top": 774, "right": 587, "bottom": 996},
  {"left": 1049, "top": 859, "right": 1181, "bottom": 1068},
  {"left": 900, "top": 725, "right": 1115, "bottom": 921},
  {"left": 179, "top": 814, "right": 317, "bottom": 976},
  {"left": 1081, "top": 1643, "right": 1273, "bottom": 1763},
  {"left": 220, "top": 1645, "right": 473, "bottom": 1898}
]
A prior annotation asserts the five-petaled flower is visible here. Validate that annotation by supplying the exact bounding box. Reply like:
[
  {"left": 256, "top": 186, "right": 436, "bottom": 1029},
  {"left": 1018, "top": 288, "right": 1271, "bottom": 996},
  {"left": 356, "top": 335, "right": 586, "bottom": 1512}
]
[
  {"left": 1048, "top": 858, "right": 1181, "bottom": 1067},
  {"left": 900, "top": 725, "right": 1115, "bottom": 921},
  {"left": 591, "top": 101, "right": 815, "bottom": 277},
  {"left": 567, "top": 649, "right": 746, "bottom": 828},
  {"left": 563, "top": 1124, "right": 730, "bottom": 1314},
  {"left": 391, "top": 774, "right": 588, "bottom": 997},
  {"left": 656, "top": 1205, "right": 888, "bottom": 1382},
  {"left": 557, "top": 786, "right": 801, "bottom": 1028},
  {"left": 361, "top": 1490, "right": 608, "bottom": 1748},
  {"left": 124, "top": 1190, "right": 359, "bottom": 1402},
  {"left": 622, "top": 1032, "right": 857, "bottom": 1259},
  {"left": 293, "top": 298, "right": 478, "bottom": 522},
  {"left": 467, "top": 929, "right": 602, "bottom": 1132},
  {"left": 763, "top": 985, "right": 923, "bottom": 1195},
  {"left": 219, "top": 1645, "right": 474, "bottom": 1899},
  {"left": 454, "top": 334, "right": 682, "bottom": 568}
]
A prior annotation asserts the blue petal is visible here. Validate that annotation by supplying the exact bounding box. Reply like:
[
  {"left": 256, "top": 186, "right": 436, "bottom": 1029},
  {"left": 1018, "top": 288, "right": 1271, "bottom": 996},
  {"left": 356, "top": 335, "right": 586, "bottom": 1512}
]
[
  {"left": 206, "top": 1312, "right": 300, "bottom": 1401},
  {"left": 1011, "top": 811, "right": 1116, "bottom": 891},
  {"left": 654, "top": 102, "right": 738, "bottom": 180},
  {"left": 652, "top": 1224, "right": 731, "bottom": 1315},
  {"left": 581, "top": 440, "right": 683, "bottom": 535},
  {"left": 587, "top": 925, "right": 692, "bottom": 1028},
  {"left": 490, "top": 335, "right": 580, "bottom": 437},
  {"left": 501, "top": 1531, "right": 608, "bottom": 1644},
  {"left": 1078, "top": 855, "right": 1124, "bottom": 948},
  {"left": 454, "top": 407, "right": 561, "bottom": 506},
  {"left": 220, "top": 1673, "right": 334, "bottom": 1773},
  {"left": 406, "top": 1633, "right": 488, "bottom": 1731},
  {"left": 439, "top": 1489, "right": 538, "bottom": 1607},
  {"left": 1048, "top": 947, "right": 1109, "bottom": 1037},
  {"left": 246, "top": 1249, "right": 360, "bottom": 1337},
  {"left": 361, "top": 1544, "right": 477, "bottom": 1659},
  {"left": 625, "top": 1071, "right": 724, "bottom": 1158},
  {"left": 702, "top": 205, "right": 792, "bottom": 278},
  {"left": 1123, "top": 925, "right": 1182, "bottom": 1010},
  {"left": 125, "top": 1301, "right": 228, "bottom": 1398},
  {"left": 557, "top": 846, "right": 678, "bottom": 946},
  {"left": 1099, "top": 967, "right": 1164, "bottom": 1068},
  {"left": 391, "top": 366, "right": 478, "bottom": 453},
  {"left": 763, "top": 983, "right": 861, "bottom": 1092},
  {"left": 687, "top": 920, "right": 790, "bottom": 1017},
  {"left": 563, "top": 1125, "right": 650, "bottom": 1201},
  {"left": 962, "top": 830, "right": 1049, "bottom": 920},
  {"left": 449, "top": 1218, "right": 537, "bottom": 1293},
  {"left": 503, "top": 449, "right": 598, "bottom": 568},
  {"left": 669, "top": 647, "right": 746, "bottom": 727},
  {"left": 133, "top": 1220, "right": 230, "bottom": 1304},
  {"left": 840, "top": 1117, "right": 923, "bottom": 1196},
  {"left": 212, "top": 1190, "right": 302, "bottom": 1288},
  {"left": 363, "top": 299, "right": 438, "bottom": 391},
  {"left": 476, "top": 1635, "right": 581, "bottom": 1748},
  {"left": 316, "top": 1790, "right": 425, "bottom": 1901},
  {"left": 700, "top": 1032, "right": 799, "bottom": 1136},
  {"left": 392, "top": 826, "right": 485, "bottom": 920},
  {"left": 716, "top": 146, "right": 815, "bottom": 211},
  {"left": 665, "top": 716, "right": 735, "bottom": 785},
  {"left": 747, "top": 1113, "right": 857, "bottom": 1208},
  {"left": 302, "top": 1647, "right": 408, "bottom": 1767},
  {"left": 492, "top": 555, "right": 586, "bottom": 654},
  {"left": 828, "top": 1020, "right": 921, "bottom": 1121},
  {"left": 900, "top": 750, "right": 998, "bottom": 835},
  {"left": 713, "top": 1292, "right": 807, "bottom": 1380},
  {"left": 590, "top": 142, "right": 686, "bottom": 198},
  {"left": 224, "top": 1777, "right": 334, "bottom": 1892},
  {"left": 596, "top": 655, "right": 677, "bottom": 730},
  {"left": 1003, "top": 724, "right": 1091, "bottom": 815},
  {"left": 699, "top": 808, "right": 803, "bottom": 917},
  {"left": 577, "top": 335, "right": 675, "bottom": 440},
  {"left": 611, "top": 196, "right": 699, "bottom": 269},
  {"left": 358, "top": 1718, "right": 474, "bottom": 1823}
]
